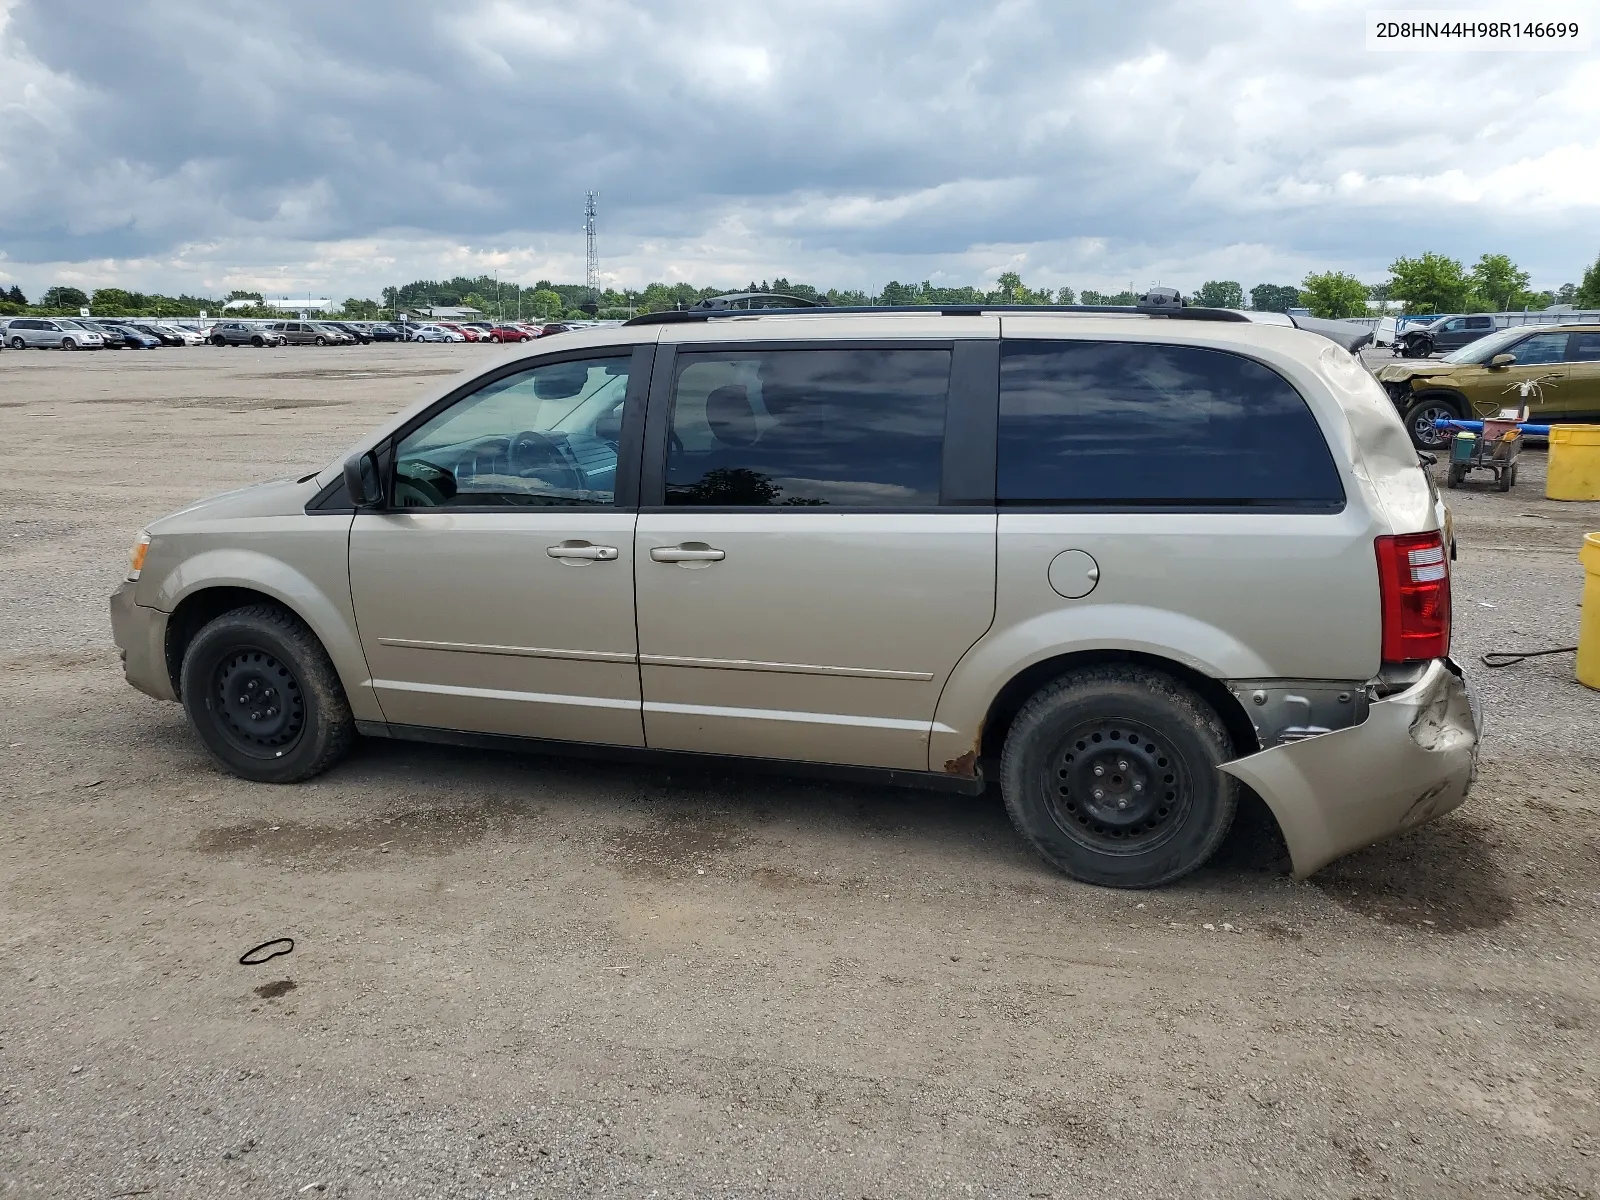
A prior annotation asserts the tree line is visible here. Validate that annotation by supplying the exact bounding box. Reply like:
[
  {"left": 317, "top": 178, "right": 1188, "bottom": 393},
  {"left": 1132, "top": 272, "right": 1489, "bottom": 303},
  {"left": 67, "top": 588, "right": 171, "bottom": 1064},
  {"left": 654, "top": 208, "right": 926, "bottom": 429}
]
[{"left": 4, "top": 251, "right": 1597, "bottom": 322}]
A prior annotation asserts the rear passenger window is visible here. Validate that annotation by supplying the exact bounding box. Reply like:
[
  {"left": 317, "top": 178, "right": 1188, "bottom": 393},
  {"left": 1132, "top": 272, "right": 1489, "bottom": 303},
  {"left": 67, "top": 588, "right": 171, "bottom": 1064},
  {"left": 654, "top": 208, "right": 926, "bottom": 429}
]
[
  {"left": 997, "top": 340, "right": 1344, "bottom": 507},
  {"left": 665, "top": 348, "right": 949, "bottom": 506},
  {"left": 1571, "top": 333, "right": 1600, "bottom": 363}
]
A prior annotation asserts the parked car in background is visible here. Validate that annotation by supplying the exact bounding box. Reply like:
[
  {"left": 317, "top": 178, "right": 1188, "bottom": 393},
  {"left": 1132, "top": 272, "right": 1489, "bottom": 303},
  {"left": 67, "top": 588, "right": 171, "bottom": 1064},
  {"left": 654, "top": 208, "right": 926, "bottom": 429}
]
[
  {"left": 263, "top": 320, "right": 339, "bottom": 346},
  {"left": 539, "top": 322, "right": 576, "bottom": 336},
  {"left": 437, "top": 322, "right": 482, "bottom": 342},
  {"left": 210, "top": 321, "right": 283, "bottom": 347},
  {"left": 70, "top": 320, "right": 129, "bottom": 348},
  {"left": 1376, "top": 322, "right": 1600, "bottom": 449},
  {"left": 154, "top": 324, "right": 206, "bottom": 345},
  {"left": 407, "top": 324, "right": 463, "bottom": 342},
  {"left": 313, "top": 322, "right": 357, "bottom": 345},
  {"left": 111, "top": 303, "right": 1477, "bottom": 890},
  {"left": 485, "top": 323, "right": 532, "bottom": 343},
  {"left": 124, "top": 322, "right": 187, "bottom": 346},
  {"left": 103, "top": 323, "right": 163, "bottom": 349},
  {"left": 1394, "top": 314, "right": 1495, "bottom": 358},
  {"left": 5, "top": 317, "right": 105, "bottom": 350},
  {"left": 327, "top": 321, "right": 372, "bottom": 344},
  {"left": 368, "top": 323, "right": 408, "bottom": 342}
]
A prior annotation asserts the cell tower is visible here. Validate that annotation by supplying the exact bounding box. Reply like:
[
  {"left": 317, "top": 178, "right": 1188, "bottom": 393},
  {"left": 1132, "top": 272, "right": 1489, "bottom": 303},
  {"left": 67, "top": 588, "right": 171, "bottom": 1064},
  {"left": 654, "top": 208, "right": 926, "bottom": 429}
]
[{"left": 583, "top": 191, "right": 599, "bottom": 292}]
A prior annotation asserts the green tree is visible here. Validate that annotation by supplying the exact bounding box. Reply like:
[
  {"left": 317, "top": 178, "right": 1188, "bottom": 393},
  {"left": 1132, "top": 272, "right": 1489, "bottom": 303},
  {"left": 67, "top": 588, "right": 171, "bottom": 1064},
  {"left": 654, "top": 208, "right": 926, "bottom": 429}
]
[
  {"left": 460, "top": 291, "right": 489, "bottom": 315},
  {"left": 90, "top": 287, "right": 137, "bottom": 315},
  {"left": 40, "top": 286, "right": 89, "bottom": 310},
  {"left": 1298, "top": 271, "right": 1369, "bottom": 319},
  {"left": 225, "top": 289, "right": 263, "bottom": 303},
  {"left": 1576, "top": 252, "right": 1600, "bottom": 308},
  {"left": 341, "top": 297, "right": 382, "bottom": 319},
  {"left": 1469, "top": 253, "right": 1532, "bottom": 312},
  {"left": 1556, "top": 282, "right": 1577, "bottom": 305},
  {"left": 1055, "top": 286, "right": 1076, "bottom": 304},
  {"left": 1193, "top": 280, "right": 1243, "bottom": 309},
  {"left": 530, "top": 289, "right": 564, "bottom": 319},
  {"left": 1250, "top": 283, "right": 1299, "bottom": 313},
  {"left": 6, "top": 285, "right": 26, "bottom": 305},
  {"left": 1080, "top": 289, "right": 1136, "bottom": 305},
  {"left": 1387, "top": 252, "right": 1470, "bottom": 314},
  {"left": 878, "top": 280, "right": 919, "bottom": 305}
]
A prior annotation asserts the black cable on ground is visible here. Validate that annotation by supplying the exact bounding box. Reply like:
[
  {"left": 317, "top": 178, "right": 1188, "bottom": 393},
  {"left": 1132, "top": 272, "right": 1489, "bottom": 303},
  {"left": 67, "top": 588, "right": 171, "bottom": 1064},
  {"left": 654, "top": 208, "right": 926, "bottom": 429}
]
[{"left": 1481, "top": 647, "right": 1578, "bottom": 669}]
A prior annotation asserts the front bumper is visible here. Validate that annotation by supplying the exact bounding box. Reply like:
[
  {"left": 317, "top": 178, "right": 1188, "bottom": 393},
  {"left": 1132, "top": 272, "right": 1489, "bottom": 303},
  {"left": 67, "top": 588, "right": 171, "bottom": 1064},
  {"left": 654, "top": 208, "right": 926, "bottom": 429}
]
[
  {"left": 109, "top": 581, "right": 176, "bottom": 702},
  {"left": 1220, "top": 658, "right": 1479, "bottom": 878}
]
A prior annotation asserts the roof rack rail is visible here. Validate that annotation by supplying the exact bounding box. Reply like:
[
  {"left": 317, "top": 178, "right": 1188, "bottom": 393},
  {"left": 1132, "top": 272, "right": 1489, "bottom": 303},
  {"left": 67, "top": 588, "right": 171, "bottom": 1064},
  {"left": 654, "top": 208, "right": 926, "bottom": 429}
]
[{"left": 624, "top": 300, "right": 1251, "bottom": 327}]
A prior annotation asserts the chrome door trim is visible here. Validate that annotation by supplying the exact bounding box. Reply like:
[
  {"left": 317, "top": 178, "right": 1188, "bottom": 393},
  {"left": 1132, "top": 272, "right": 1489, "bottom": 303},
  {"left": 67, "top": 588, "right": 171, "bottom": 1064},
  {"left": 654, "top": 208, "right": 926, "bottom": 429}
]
[
  {"left": 643, "top": 698, "right": 958, "bottom": 733},
  {"left": 637, "top": 653, "right": 932, "bottom": 680},
  {"left": 376, "top": 637, "right": 637, "bottom": 664},
  {"left": 372, "top": 678, "right": 640, "bottom": 710}
]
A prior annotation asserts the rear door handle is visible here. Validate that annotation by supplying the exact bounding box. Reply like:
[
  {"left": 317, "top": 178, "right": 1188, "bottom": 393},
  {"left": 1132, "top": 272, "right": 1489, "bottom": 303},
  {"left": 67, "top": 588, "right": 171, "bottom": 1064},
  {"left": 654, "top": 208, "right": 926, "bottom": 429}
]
[
  {"left": 546, "top": 543, "right": 619, "bottom": 561},
  {"left": 650, "top": 545, "right": 725, "bottom": 563}
]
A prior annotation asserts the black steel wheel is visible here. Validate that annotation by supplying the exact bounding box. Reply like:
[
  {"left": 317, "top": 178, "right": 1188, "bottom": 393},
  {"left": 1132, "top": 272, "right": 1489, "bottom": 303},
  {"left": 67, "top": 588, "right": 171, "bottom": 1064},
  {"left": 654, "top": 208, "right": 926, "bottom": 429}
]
[
  {"left": 181, "top": 603, "right": 354, "bottom": 783},
  {"left": 1042, "top": 718, "right": 1192, "bottom": 856},
  {"left": 1405, "top": 398, "right": 1459, "bottom": 451},
  {"left": 1000, "top": 665, "right": 1239, "bottom": 888}
]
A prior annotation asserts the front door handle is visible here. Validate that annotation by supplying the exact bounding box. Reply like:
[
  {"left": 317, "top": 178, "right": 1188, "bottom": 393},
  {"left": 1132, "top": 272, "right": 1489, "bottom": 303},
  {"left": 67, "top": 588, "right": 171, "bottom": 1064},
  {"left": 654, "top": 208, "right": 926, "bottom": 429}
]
[
  {"left": 546, "top": 542, "right": 619, "bottom": 561},
  {"left": 650, "top": 544, "right": 725, "bottom": 563}
]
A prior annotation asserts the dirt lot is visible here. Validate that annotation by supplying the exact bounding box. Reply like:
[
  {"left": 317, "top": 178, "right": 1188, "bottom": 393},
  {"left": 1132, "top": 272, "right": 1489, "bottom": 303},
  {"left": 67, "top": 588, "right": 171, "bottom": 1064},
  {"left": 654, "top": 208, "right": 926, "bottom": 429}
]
[{"left": 1, "top": 343, "right": 1598, "bottom": 1199}]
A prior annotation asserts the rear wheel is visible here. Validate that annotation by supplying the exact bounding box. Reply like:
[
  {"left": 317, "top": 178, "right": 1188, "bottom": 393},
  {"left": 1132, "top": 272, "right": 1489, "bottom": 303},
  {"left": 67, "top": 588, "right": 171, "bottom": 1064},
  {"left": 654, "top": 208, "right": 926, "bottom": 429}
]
[
  {"left": 1000, "top": 666, "right": 1239, "bottom": 888},
  {"left": 1404, "top": 397, "right": 1460, "bottom": 451},
  {"left": 180, "top": 604, "right": 354, "bottom": 784}
]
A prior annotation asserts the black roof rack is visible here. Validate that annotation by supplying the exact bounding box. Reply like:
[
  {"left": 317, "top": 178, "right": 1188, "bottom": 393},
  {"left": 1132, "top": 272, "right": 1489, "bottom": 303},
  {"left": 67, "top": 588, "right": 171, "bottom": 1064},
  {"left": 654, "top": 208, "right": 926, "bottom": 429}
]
[{"left": 625, "top": 302, "right": 1252, "bottom": 327}]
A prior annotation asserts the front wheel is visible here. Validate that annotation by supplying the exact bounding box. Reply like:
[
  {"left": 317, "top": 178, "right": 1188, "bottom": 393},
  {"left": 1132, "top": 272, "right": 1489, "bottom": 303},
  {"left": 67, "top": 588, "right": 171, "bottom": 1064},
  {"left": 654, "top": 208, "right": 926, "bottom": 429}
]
[
  {"left": 211, "top": 336, "right": 227, "bottom": 347},
  {"left": 251, "top": 336, "right": 265, "bottom": 347},
  {"left": 1404, "top": 398, "right": 1459, "bottom": 451},
  {"left": 314, "top": 336, "right": 327, "bottom": 346},
  {"left": 60, "top": 337, "right": 76, "bottom": 350},
  {"left": 8, "top": 336, "right": 23, "bottom": 349},
  {"left": 1000, "top": 666, "right": 1239, "bottom": 888},
  {"left": 181, "top": 604, "right": 355, "bottom": 784}
]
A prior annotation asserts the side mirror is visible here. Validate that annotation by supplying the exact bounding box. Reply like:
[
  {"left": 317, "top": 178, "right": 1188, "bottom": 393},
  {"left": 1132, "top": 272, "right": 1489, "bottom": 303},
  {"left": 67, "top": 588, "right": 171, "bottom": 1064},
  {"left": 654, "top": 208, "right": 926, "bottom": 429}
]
[
  {"left": 343, "top": 451, "right": 382, "bottom": 509},
  {"left": 1488, "top": 353, "right": 1516, "bottom": 369}
]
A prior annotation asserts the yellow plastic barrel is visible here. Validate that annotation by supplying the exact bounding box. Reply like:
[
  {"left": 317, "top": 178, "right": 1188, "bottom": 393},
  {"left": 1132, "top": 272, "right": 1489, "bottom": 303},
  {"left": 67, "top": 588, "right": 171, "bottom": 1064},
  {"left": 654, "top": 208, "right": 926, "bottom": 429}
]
[
  {"left": 1581, "top": 533, "right": 1600, "bottom": 691},
  {"left": 1547, "top": 425, "right": 1600, "bottom": 501}
]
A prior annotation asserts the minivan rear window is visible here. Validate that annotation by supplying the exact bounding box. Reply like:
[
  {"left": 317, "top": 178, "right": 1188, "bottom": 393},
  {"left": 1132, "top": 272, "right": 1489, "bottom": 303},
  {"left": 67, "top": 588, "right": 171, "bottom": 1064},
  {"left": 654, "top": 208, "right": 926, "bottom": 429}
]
[{"left": 997, "top": 340, "right": 1344, "bottom": 508}]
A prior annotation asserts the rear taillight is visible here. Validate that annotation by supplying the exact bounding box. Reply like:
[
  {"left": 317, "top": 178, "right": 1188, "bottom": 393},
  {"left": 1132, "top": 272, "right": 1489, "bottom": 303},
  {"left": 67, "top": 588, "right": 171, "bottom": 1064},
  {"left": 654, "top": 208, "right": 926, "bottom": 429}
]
[{"left": 1375, "top": 532, "right": 1451, "bottom": 662}]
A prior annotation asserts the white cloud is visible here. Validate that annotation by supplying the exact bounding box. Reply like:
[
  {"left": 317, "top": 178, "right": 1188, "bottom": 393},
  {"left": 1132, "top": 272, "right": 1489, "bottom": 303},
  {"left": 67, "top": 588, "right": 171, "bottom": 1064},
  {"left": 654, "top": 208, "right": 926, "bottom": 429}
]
[{"left": 1, "top": 0, "right": 1596, "bottom": 300}]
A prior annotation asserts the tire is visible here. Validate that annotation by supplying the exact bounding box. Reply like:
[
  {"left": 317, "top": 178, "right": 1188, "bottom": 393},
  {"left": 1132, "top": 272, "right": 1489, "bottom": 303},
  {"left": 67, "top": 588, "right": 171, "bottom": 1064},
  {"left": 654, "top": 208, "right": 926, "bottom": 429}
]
[
  {"left": 1507, "top": 463, "right": 1519, "bottom": 488},
  {"left": 1497, "top": 467, "right": 1512, "bottom": 492},
  {"left": 180, "top": 603, "right": 355, "bottom": 784},
  {"left": 211, "top": 336, "right": 226, "bottom": 347},
  {"left": 60, "top": 337, "right": 76, "bottom": 351},
  {"left": 251, "top": 336, "right": 265, "bottom": 347},
  {"left": 8, "top": 336, "right": 22, "bottom": 349},
  {"left": 999, "top": 665, "right": 1239, "bottom": 888},
  {"left": 1403, "top": 396, "right": 1460, "bottom": 451},
  {"left": 1446, "top": 463, "right": 1465, "bottom": 489},
  {"left": 314, "top": 336, "right": 327, "bottom": 346}
]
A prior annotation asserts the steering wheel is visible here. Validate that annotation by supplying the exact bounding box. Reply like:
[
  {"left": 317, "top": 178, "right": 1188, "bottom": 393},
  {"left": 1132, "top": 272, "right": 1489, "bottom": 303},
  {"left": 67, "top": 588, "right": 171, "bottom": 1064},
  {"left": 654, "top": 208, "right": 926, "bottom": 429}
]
[
  {"left": 509, "top": 430, "right": 585, "bottom": 495},
  {"left": 392, "top": 458, "right": 455, "bottom": 507}
]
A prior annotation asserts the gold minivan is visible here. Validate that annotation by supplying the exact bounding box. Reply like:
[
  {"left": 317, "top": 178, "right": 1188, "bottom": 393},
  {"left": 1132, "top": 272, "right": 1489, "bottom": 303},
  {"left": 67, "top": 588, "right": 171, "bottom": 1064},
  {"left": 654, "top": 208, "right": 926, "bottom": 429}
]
[{"left": 111, "top": 304, "right": 1479, "bottom": 888}]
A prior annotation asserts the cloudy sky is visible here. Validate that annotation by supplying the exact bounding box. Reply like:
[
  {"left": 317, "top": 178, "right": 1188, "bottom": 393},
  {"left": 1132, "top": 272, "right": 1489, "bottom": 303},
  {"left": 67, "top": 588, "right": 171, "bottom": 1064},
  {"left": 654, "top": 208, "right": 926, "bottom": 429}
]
[{"left": 1, "top": 0, "right": 1596, "bottom": 300}]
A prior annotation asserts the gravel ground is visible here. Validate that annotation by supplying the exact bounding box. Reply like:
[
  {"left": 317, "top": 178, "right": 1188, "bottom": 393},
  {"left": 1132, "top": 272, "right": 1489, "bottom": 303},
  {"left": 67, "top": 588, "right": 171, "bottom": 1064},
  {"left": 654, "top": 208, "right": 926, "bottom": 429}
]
[{"left": 1, "top": 343, "right": 1597, "bottom": 1199}]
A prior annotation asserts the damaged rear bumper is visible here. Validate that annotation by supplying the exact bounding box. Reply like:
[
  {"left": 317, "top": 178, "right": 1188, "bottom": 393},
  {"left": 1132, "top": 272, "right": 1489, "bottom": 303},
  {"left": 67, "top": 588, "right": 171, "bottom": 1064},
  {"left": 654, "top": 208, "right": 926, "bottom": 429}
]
[{"left": 1220, "top": 657, "right": 1479, "bottom": 878}]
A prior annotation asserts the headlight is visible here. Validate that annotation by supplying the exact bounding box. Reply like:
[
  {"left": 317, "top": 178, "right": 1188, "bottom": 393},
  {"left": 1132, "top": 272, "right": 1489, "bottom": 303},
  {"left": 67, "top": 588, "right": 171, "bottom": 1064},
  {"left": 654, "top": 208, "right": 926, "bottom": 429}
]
[{"left": 127, "top": 531, "right": 151, "bottom": 581}]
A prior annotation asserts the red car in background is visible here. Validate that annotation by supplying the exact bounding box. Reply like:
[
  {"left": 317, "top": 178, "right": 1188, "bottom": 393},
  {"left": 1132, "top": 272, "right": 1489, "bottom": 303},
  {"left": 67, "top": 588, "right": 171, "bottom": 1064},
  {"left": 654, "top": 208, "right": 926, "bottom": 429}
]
[
  {"left": 437, "top": 322, "right": 483, "bottom": 342},
  {"left": 486, "top": 323, "right": 532, "bottom": 343}
]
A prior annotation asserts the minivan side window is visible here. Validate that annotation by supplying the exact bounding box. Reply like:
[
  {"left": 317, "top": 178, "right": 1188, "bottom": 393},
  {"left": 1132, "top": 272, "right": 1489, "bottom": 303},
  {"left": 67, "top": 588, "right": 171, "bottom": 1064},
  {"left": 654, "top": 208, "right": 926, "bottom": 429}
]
[
  {"left": 997, "top": 340, "right": 1344, "bottom": 507},
  {"left": 664, "top": 348, "right": 949, "bottom": 507},
  {"left": 1465, "top": 316, "right": 1493, "bottom": 329},
  {"left": 392, "top": 356, "right": 632, "bottom": 508}
]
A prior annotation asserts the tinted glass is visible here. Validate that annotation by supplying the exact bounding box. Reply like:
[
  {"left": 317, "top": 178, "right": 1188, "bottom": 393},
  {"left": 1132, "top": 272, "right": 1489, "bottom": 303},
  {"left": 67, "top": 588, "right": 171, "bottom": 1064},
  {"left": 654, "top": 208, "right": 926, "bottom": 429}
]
[
  {"left": 998, "top": 340, "right": 1343, "bottom": 506},
  {"left": 393, "top": 356, "right": 632, "bottom": 508},
  {"left": 664, "top": 348, "right": 949, "bottom": 507},
  {"left": 1509, "top": 333, "right": 1568, "bottom": 366},
  {"left": 1570, "top": 333, "right": 1600, "bottom": 363},
  {"left": 1443, "top": 319, "right": 1465, "bottom": 331},
  {"left": 1465, "top": 316, "right": 1493, "bottom": 329}
]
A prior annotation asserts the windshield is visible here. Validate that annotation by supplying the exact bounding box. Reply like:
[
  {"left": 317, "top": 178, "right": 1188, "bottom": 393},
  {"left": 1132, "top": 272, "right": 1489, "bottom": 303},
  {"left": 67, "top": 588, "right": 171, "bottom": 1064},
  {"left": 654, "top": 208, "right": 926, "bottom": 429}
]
[{"left": 1441, "top": 326, "right": 1531, "bottom": 364}]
